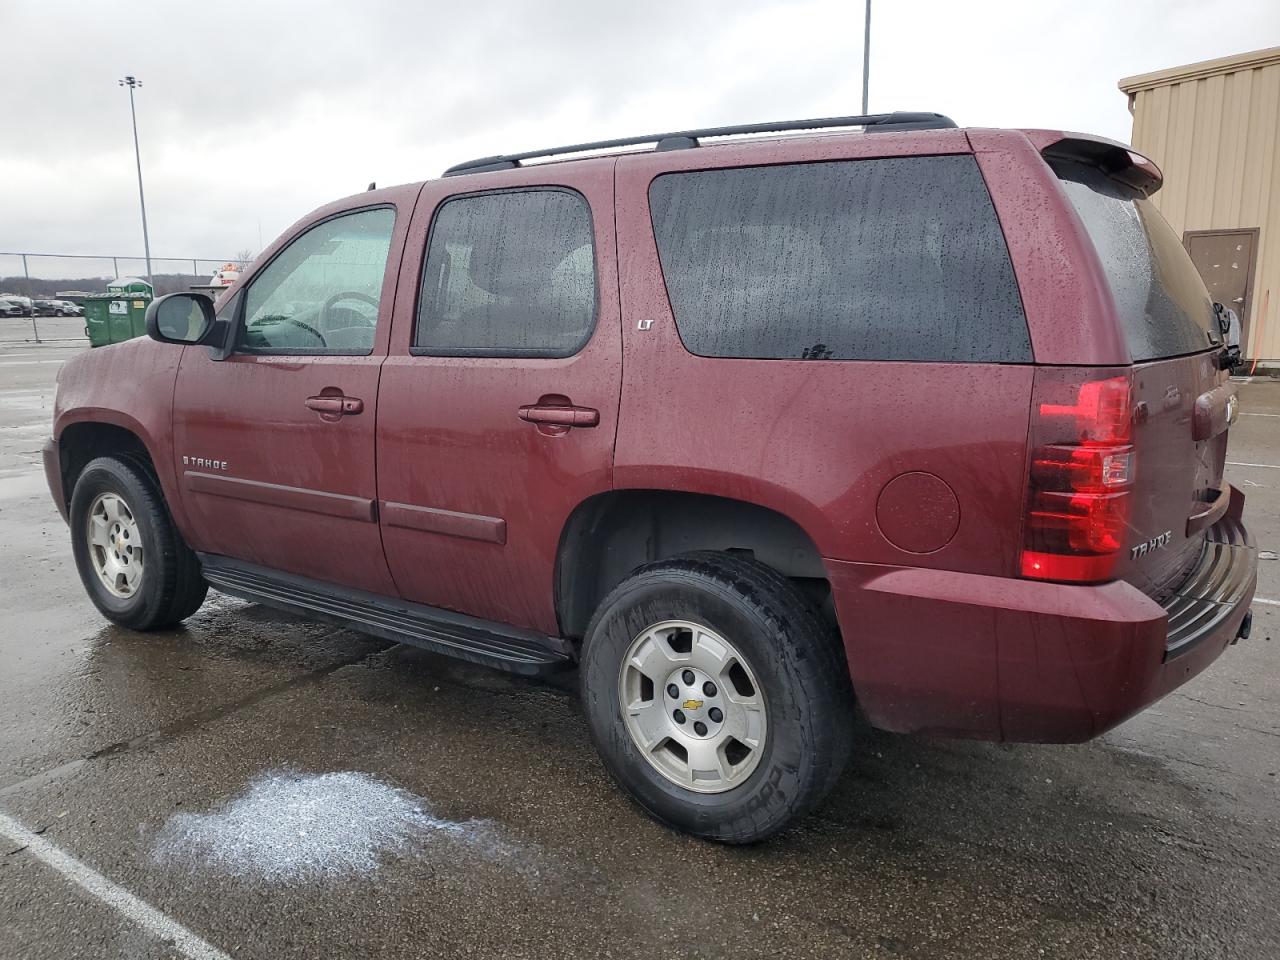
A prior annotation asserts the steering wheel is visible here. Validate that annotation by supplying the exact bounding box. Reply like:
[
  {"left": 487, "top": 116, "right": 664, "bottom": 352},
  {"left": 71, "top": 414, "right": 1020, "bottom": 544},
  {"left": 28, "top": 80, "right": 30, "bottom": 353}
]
[
  {"left": 267, "top": 315, "right": 328, "bottom": 347},
  {"left": 321, "top": 291, "right": 378, "bottom": 329}
]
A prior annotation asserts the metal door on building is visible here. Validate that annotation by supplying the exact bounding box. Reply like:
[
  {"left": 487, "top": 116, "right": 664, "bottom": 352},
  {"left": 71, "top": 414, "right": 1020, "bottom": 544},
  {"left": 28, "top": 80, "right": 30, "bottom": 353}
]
[{"left": 1185, "top": 229, "right": 1259, "bottom": 354}]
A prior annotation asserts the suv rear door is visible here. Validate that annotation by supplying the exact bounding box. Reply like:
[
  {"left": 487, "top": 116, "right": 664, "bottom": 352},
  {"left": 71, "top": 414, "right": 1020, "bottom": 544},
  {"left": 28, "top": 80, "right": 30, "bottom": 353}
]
[
  {"left": 376, "top": 159, "right": 621, "bottom": 635},
  {"left": 171, "top": 187, "right": 418, "bottom": 595}
]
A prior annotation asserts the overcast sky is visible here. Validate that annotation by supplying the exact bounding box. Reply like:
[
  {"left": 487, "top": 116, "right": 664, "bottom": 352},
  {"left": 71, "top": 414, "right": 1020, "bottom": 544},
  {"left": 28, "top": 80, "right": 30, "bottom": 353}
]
[{"left": 1, "top": 0, "right": 1277, "bottom": 277}]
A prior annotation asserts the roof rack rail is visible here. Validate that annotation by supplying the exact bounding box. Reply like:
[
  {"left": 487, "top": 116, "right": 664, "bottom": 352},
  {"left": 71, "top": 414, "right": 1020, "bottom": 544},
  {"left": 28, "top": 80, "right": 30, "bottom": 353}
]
[{"left": 442, "top": 111, "right": 957, "bottom": 177}]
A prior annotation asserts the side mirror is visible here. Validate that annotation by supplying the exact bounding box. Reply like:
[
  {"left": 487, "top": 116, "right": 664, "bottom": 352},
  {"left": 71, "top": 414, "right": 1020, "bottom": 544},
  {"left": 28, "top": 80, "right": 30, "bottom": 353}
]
[{"left": 146, "top": 293, "right": 218, "bottom": 346}]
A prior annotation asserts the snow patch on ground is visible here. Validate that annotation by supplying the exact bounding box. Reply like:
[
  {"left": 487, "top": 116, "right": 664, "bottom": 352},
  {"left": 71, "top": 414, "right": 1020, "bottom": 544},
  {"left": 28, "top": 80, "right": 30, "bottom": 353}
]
[{"left": 152, "top": 770, "right": 515, "bottom": 882}]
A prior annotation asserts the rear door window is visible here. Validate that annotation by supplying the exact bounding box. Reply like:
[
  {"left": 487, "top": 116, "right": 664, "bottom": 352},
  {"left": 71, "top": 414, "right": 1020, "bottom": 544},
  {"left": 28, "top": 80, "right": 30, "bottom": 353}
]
[
  {"left": 414, "top": 189, "right": 596, "bottom": 357},
  {"left": 647, "top": 155, "right": 1030, "bottom": 362},
  {"left": 1052, "top": 160, "right": 1220, "bottom": 361}
]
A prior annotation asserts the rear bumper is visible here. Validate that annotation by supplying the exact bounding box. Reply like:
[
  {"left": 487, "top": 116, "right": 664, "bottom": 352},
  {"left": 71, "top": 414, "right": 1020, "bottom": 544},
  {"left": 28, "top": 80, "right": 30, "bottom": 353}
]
[
  {"left": 827, "top": 486, "right": 1256, "bottom": 742},
  {"left": 42, "top": 437, "right": 69, "bottom": 524},
  {"left": 1162, "top": 501, "right": 1253, "bottom": 659}
]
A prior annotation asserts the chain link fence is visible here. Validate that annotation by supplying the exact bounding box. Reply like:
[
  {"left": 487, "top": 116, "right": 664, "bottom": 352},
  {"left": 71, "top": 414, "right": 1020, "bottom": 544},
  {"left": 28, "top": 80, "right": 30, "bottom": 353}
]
[{"left": 1, "top": 251, "right": 248, "bottom": 343}]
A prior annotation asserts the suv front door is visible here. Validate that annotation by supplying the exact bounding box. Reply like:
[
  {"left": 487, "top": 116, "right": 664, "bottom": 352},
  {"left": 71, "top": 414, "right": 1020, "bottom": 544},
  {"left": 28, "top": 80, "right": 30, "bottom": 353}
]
[
  {"left": 377, "top": 161, "right": 621, "bottom": 634},
  {"left": 172, "top": 189, "right": 418, "bottom": 594}
]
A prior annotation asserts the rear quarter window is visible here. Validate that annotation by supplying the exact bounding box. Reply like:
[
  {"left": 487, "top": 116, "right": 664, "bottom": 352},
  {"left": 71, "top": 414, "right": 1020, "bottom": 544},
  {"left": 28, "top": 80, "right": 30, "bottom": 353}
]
[{"left": 647, "top": 155, "right": 1031, "bottom": 362}]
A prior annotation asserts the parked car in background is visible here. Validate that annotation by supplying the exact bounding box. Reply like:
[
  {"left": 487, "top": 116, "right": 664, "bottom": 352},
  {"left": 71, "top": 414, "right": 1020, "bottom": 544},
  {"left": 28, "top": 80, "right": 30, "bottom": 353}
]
[
  {"left": 0, "top": 294, "right": 33, "bottom": 316},
  {"left": 44, "top": 112, "right": 1258, "bottom": 843},
  {"left": 0, "top": 298, "right": 25, "bottom": 318},
  {"left": 26, "top": 299, "right": 84, "bottom": 318}
]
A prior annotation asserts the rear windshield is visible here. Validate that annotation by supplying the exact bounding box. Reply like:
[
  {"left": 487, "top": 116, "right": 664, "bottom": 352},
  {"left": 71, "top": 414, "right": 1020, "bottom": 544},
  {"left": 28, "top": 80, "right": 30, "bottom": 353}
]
[
  {"left": 1052, "top": 159, "right": 1220, "bottom": 361},
  {"left": 648, "top": 155, "right": 1031, "bottom": 362}
]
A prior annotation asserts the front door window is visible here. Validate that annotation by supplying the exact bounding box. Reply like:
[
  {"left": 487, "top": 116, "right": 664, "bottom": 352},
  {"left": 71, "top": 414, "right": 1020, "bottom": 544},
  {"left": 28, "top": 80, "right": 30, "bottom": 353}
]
[{"left": 239, "top": 208, "right": 395, "bottom": 355}]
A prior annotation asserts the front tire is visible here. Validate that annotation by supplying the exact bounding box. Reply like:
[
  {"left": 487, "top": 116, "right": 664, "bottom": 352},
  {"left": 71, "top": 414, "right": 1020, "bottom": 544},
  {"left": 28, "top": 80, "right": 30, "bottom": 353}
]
[
  {"left": 580, "top": 552, "right": 853, "bottom": 843},
  {"left": 69, "top": 456, "right": 207, "bottom": 630}
]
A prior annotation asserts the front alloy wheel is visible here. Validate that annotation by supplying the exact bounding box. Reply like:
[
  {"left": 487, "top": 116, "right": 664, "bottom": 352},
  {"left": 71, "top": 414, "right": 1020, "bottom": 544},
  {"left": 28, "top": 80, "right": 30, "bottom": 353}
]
[
  {"left": 69, "top": 455, "right": 208, "bottom": 630},
  {"left": 86, "top": 492, "right": 144, "bottom": 598}
]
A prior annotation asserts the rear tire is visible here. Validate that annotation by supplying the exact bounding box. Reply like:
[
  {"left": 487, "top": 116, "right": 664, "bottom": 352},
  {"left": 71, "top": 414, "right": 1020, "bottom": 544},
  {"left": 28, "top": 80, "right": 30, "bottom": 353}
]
[
  {"left": 69, "top": 455, "right": 207, "bottom": 630},
  {"left": 580, "top": 551, "right": 853, "bottom": 843}
]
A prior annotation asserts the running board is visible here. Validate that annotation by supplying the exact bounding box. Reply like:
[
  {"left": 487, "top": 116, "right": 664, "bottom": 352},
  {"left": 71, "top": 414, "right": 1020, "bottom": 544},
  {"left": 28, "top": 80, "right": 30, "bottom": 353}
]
[{"left": 198, "top": 554, "right": 574, "bottom": 676}]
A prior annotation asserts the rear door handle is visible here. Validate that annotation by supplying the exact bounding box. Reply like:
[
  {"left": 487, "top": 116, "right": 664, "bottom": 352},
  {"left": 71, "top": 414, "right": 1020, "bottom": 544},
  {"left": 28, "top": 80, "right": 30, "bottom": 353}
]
[
  {"left": 517, "top": 404, "right": 599, "bottom": 427},
  {"left": 305, "top": 394, "right": 364, "bottom": 419}
]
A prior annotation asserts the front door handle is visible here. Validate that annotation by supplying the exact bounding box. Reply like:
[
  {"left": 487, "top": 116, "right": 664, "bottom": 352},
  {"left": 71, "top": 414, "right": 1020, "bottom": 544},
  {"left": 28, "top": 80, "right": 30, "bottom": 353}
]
[
  {"left": 517, "top": 404, "right": 600, "bottom": 428},
  {"left": 305, "top": 394, "right": 364, "bottom": 420}
]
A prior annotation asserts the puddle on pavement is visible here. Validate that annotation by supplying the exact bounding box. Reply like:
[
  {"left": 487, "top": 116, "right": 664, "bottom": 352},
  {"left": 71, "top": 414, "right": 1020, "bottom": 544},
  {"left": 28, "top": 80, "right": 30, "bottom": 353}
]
[{"left": 152, "top": 770, "right": 523, "bottom": 883}]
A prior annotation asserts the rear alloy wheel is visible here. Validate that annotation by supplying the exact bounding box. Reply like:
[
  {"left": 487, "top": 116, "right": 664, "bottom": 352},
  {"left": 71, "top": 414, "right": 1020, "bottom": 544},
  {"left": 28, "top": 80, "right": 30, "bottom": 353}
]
[
  {"left": 581, "top": 552, "right": 853, "bottom": 843},
  {"left": 619, "top": 619, "right": 767, "bottom": 793}
]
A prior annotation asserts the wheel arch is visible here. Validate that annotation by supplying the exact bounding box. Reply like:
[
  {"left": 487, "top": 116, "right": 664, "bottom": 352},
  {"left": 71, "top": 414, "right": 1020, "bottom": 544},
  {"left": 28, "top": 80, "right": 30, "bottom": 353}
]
[
  {"left": 555, "top": 489, "right": 835, "bottom": 641},
  {"left": 55, "top": 415, "right": 190, "bottom": 538},
  {"left": 58, "top": 419, "right": 153, "bottom": 497}
]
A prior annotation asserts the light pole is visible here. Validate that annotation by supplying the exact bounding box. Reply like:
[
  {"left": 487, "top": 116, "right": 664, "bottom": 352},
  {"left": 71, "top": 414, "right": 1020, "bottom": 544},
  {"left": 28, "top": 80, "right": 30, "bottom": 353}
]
[
  {"left": 119, "top": 76, "right": 153, "bottom": 287},
  {"left": 862, "top": 0, "right": 871, "bottom": 114}
]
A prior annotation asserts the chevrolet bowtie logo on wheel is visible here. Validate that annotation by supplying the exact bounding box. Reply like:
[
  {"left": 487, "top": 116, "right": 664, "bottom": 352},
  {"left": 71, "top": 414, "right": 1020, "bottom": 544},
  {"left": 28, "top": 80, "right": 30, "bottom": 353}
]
[{"left": 682, "top": 698, "right": 704, "bottom": 711}]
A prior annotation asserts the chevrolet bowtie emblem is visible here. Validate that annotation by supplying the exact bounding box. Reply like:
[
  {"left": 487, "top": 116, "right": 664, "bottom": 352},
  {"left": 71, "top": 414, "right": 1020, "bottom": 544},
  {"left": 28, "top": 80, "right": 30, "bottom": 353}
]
[{"left": 682, "top": 698, "right": 704, "bottom": 711}]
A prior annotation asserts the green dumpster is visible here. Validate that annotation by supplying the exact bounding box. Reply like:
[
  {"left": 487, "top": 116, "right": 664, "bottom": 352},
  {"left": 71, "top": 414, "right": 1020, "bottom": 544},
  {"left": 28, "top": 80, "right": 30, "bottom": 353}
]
[{"left": 83, "top": 277, "right": 153, "bottom": 347}]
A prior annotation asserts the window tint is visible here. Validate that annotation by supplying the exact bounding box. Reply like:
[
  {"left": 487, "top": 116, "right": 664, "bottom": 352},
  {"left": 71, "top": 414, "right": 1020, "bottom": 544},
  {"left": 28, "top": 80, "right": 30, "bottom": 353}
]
[
  {"left": 1052, "top": 160, "right": 1219, "bottom": 361},
  {"left": 239, "top": 207, "right": 395, "bottom": 355},
  {"left": 415, "top": 189, "right": 595, "bottom": 357},
  {"left": 648, "top": 156, "right": 1030, "bottom": 362}
]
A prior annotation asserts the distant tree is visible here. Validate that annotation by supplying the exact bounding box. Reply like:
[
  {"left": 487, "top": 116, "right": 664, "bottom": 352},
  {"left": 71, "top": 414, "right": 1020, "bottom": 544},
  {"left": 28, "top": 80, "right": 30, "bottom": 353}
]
[{"left": 234, "top": 248, "right": 257, "bottom": 268}]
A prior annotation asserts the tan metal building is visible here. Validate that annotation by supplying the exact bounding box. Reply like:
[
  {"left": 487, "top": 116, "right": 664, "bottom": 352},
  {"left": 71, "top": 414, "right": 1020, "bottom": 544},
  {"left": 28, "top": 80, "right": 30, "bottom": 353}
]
[{"left": 1119, "top": 46, "right": 1280, "bottom": 367}]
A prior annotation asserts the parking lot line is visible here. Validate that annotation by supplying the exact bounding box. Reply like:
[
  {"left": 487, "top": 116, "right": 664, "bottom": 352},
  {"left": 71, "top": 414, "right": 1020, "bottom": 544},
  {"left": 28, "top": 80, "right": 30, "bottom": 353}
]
[
  {"left": 1254, "top": 597, "right": 1279, "bottom": 607},
  {"left": 1227, "top": 461, "right": 1280, "bottom": 470},
  {"left": 1240, "top": 412, "right": 1280, "bottom": 417},
  {"left": 0, "top": 810, "right": 231, "bottom": 960}
]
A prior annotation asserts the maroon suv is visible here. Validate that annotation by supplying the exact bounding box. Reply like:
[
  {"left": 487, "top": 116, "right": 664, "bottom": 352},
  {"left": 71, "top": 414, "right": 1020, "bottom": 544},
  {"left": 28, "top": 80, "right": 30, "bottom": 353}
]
[{"left": 45, "top": 113, "right": 1257, "bottom": 842}]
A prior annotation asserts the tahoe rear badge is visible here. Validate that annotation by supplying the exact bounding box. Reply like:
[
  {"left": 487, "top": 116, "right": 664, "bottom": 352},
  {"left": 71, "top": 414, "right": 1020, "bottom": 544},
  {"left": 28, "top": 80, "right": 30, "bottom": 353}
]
[{"left": 1131, "top": 531, "right": 1173, "bottom": 560}]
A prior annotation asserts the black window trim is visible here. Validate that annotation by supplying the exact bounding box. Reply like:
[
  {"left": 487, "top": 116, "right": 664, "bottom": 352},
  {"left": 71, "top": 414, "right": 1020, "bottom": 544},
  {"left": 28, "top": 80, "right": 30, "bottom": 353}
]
[
  {"left": 232, "top": 202, "right": 397, "bottom": 358},
  {"left": 409, "top": 185, "right": 600, "bottom": 360},
  {"left": 645, "top": 153, "right": 1034, "bottom": 365}
]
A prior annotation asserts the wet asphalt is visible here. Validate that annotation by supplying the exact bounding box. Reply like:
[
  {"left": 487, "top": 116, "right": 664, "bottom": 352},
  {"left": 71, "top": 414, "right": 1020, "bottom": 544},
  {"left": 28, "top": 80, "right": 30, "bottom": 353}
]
[{"left": 1, "top": 340, "right": 1277, "bottom": 960}]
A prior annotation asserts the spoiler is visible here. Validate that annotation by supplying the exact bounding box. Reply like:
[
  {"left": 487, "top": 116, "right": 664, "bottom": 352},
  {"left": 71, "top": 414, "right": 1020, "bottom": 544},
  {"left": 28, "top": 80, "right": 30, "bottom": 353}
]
[{"left": 1022, "top": 130, "right": 1163, "bottom": 197}]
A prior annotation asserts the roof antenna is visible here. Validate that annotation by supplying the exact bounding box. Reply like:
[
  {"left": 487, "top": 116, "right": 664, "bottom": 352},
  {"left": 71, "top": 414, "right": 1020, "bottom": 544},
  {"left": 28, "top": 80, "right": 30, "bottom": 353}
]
[{"left": 367, "top": 181, "right": 376, "bottom": 191}]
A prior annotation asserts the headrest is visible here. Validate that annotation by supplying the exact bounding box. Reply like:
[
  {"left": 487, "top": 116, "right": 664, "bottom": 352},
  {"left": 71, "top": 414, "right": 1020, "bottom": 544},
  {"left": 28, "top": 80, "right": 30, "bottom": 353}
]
[{"left": 466, "top": 230, "right": 579, "bottom": 298}]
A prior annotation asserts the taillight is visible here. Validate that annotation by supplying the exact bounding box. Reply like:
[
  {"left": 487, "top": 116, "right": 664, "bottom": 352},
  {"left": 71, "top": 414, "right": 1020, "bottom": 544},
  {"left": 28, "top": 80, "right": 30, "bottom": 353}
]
[{"left": 1021, "top": 370, "right": 1134, "bottom": 583}]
